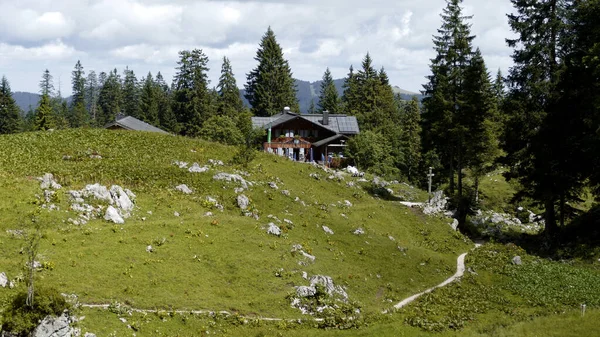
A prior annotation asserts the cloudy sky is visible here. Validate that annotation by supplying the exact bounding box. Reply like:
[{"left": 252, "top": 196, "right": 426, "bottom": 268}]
[{"left": 0, "top": 0, "right": 516, "bottom": 95}]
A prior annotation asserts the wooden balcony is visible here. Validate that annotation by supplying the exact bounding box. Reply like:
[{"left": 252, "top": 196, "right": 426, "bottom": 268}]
[{"left": 263, "top": 137, "right": 312, "bottom": 150}]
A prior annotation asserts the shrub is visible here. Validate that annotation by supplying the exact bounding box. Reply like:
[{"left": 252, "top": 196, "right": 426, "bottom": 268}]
[{"left": 1, "top": 287, "right": 70, "bottom": 336}]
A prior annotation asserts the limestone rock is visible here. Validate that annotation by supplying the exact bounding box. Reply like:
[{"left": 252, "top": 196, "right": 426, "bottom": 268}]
[
  {"left": 309, "top": 275, "right": 348, "bottom": 300},
  {"left": 353, "top": 228, "right": 365, "bottom": 235},
  {"left": 208, "top": 159, "right": 224, "bottom": 166},
  {"left": 175, "top": 184, "right": 193, "bottom": 194},
  {"left": 189, "top": 163, "right": 210, "bottom": 173},
  {"left": 173, "top": 160, "right": 188, "bottom": 169},
  {"left": 268, "top": 182, "right": 278, "bottom": 190},
  {"left": 422, "top": 191, "right": 448, "bottom": 215},
  {"left": 82, "top": 184, "right": 111, "bottom": 202},
  {"left": 322, "top": 226, "right": 334, "bottom": 235},
  {"left": 512, "top": 256, "right": 522, "bottom": 265},
  {"left": 237, "top": 194, "right": 250, "bottom": 210},
  {"left": 84, "top": 334, "right": 96, "bottom": 337},
  {"left": 0, "top": 272, "right": 7, "bottom": 287},
  {"left": 295, "top": 286, "right": 316, "bottom": 297},
  {"left": 32, "top": 313, "right": 75, "bottom": 337},
  {"left": 450, "top": 219, "right": 459, "bottom": 231},
  {"left": 281, "top": 190, "right": 290, "bottom": 196},
  {"left": 104, "top": 206, "right": 124, "bottom": 224},
  {"left": 110, "top": 185, "right": 134, "bottom": 215},
  {"left": 267, "top": 223, "right": 281, "bottom": 236},
  {"left": 39, "top": 173, "right": 62, "bottom": 190},
  {"left": 344, "top": 200, "right": 353, "bottom": 207},
  {"left": 146, "top": 245, "right": 153, "bottom": 253},
  {"left": 213, "top": 173, "right": 251, "bottom": 190}
]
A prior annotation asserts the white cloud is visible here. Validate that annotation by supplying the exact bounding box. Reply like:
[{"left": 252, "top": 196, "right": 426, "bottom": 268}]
[{"left": 0, "top": 0, "right": 517, "bottom": 94}]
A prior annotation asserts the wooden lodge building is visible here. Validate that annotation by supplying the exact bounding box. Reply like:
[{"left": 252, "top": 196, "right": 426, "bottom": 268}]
[{"left": 252, "top": 108, "right": 360, "bottom": 163}]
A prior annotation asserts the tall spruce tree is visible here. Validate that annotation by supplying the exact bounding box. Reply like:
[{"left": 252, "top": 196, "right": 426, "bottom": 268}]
[
  {"left": 140, "top": 72, "right": 159, "bottom": 125},
  {"left": 85, "top": 71, "right": 99, "bottom": 125},
  {"left": 503, "top": 0, "right": 571, "bottom": 234},
  {"left": 70, "top": 60, "right": 88, "bottom": 127},
  {"left": 341, "top": 65, "right": 360, "bottom": 115},
  {"left": 245, "top": 27, "right": 299, "bottom": 116},
  {"left": 155, "top": 72, "right": 176, "bottom": 132},
  {"left": 39, "top": 69, "right": 54, "bottom": 97},
  {"left": 317, "top": 68, "right": 339, "bottom": 113},
  {"left": 122, "top": 67, "right": 142, "bottom": 119},
  {"left": 421, "top": 0, "right": 475, "bottom": 201},
  {"left": 97, "top": 69, "right": 122, "bottom": 126},
  {"left": 35, "top": 93, "right": 54, "bottom": 131},
  {"left": 400, "top": 97, "right": 422, "bottom": 183},
  {"left": 172, "top": 49, "right": 213, "bottom": 136},
  {"left": 217, "top": 56, "right": 244, "bottom": 117},
  {"left": 0, "top": 76, "right": 22, "bottom": 134}
]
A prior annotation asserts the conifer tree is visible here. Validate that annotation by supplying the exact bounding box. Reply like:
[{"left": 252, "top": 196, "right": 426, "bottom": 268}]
[
  {"left": 172, "top": 49, "right": 213, "bottom": 136},
  {"left": 400, "top": 97, "right": 422, "bottom": 183},
  {"left": 421, "top": 0, "right": 475, "bottom": 198},
  {"left": 503, "top": 0, "right": 571, "bottom": 234},
  {"left": 0, "top": 76, "right": 22, "bottom": 134},
  {"left": 140, "top": 72, "right": 159, "bottom": 125},
  {"left": 97, "top": 69, "right": 122, "bottom": 126},
  {"left": 155, "top": 72, "right": 177, "bottom": 132},
  {"left": 85, "top": 71, "right": 99, "bottom": 125},
  {"left": 317, "top": 68, "right": 339, "bottom": 113},
  {"left": 122, "top": 67, "right": 141, "bottom": 119},
  {"left": 245, "top": 27, "right": 299, "bottom": 116},
  {"left": 35, "top": 93, "right": 54, "bottom": 131},
  {"left": 70, "top": 60, "right": 88, "bottom": 127},
  {"left": 39, "top": 69, "right": 54, "bottom": 97},
  {"left": 341, "top": 65, "right": 360, "bottom": 115},
  {"left": 217, "top": 57, "right": 244, "bottom": 117}
]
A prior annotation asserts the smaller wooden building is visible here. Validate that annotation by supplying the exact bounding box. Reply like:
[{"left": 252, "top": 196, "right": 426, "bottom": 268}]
[
  {"left": 104, "top": 114, "right": 169, "bottom": 134},
  {"left": 252, "top": 109, "right": 360, "bottom": 163}
]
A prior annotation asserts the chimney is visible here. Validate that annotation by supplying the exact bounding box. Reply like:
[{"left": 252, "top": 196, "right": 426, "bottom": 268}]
[
  {"left": 323, "top": 110, "right": 329, "bottom": 125},
  {"left": 283, "top": 106, "right": 291, "bottom": 114}
]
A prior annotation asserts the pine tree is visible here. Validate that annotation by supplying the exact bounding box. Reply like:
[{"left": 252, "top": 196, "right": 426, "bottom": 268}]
[
  {"left": 317, "top": 68, "right": 339, "bottom": 113},
  {"left": 122, "top": 67, "right": 141, "bottom": 119},
  {"left": 155, "top": 72, "right": 176, "bottom": 132},
  {"left": 245, "top": 27, "right": 299, "bottom": 116},
  {"left": 140, "top": 72, "right": 159, "bottom": 125},
  {"left": 70, "top": 60, "right": 88, "bottom": 127},
  {"left": 0, "top": 76, "right": 22, "bottom": 134},
  {"left": 85, "top": 71, "right": 99, "bottom": 125},
  {"left": 217, "top": 57, "right": 244, "bottom": 118},
  {"left": 341, "top": 65, "right": 360, "bottom": 115},
  {"left": 97, "top": 69, "right": 122, "bottom": 126},
  {"left": 172, "top": 49, "right": 213, "bottom": 136}
]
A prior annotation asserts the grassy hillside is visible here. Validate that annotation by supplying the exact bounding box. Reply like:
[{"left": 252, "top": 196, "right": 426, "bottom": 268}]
[{"left": 0, "top": 129, "right": 470, "bottom": 335}]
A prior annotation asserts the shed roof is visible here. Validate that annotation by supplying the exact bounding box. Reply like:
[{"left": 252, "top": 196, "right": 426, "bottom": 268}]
[{"left": 104, "top": 116, "right": 169, "bottom": 134}]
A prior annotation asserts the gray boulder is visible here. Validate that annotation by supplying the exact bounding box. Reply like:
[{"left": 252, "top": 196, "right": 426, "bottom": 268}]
[
  {"left": 39, "top": 173, "right": 62, "bottom": 190},
  {"left": 322, "top": 226, "right": 334, "bottom": 235},
  {"left": 213, "top": 173, "right": 251, "bottom": 189},
  {"left": 104, "top": 206, "right": 124, "bottom": 224},
  {"left": 267, "top": 223, "right": 281, "bottom": 236},
  {"left": 237, "top": 195, "right": 250, "bottom": 210},
  {"left": 512, "top": 256, "right": 522, "bottom": 265},
  {"left": 175, "top": 184, "right": 193, "bottom": 194},
  {"left": 32, "top": 313, "right": 76, "bottom": 337},
  {"left": 295, "top": 286, "right": 316, "bottom": 298},
  {"left": 189, "top": 163, "right": 210, "bottom": 173},
  {"left": 0, "top": 272, "right": 7, "bottom": 287}
]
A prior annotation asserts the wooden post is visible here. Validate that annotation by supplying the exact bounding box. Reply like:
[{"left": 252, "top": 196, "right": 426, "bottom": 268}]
[{"left": 427, "top": 167, "right": 435, "bottom": 202}]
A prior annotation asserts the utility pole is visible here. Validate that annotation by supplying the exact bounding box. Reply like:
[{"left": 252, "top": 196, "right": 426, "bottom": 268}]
[{"left": 427, "top": 167, "right": 434, "bottom": 202}]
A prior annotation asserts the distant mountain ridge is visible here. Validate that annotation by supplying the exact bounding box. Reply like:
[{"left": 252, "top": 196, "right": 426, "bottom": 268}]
[{"left": 13, "top": 79, "right": 423, "bottom": 115}]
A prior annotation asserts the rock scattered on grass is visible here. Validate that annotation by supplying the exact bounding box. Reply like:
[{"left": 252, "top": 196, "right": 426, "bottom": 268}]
[
  {"left": 344, "top": 200, "right": 352, "bottom": 207},
  {"left": 267, "top": 223, "right": 281, "bottom": 236},
  {"left": 206, "top": 196, "right": 224, "bottom": 211},
  {"left": 208, "top": 159, "right": 224, "bottom": 166},
  {"left": 353, "top": 228, "right": 365, "bottom": 235},
  {"left": 450, "top": 219, "right": 459, "bottom": 231},
  {"left": 39, "top": 173, "right": 62, "bottom": 190},
  {"left": 512, "top": 256, "right": 522, "bottom": 265},
  {"left": 173, "top": 160, "right": 188, "bottom": 169},
  {"left": 213, "top": 172, "right": 252, "bottom": 190},
  {"left": 0, "top": 272, "right": 7, "bottom": 288},
  {"left": 281, "top": 190, "right": 290, "bottom": 196},
  {"left": 189, "top": 163, "right": 210, "bottom": 173},
  {"left": 422, "top": 191, "right": 448, "bottom": 215},
  {"left": 268, "top": 182, "right": 279, "bottom": 190},
  {"left": 104, "top": 206, "right": 124, "bottom": 224},
  {"left": 32, "top": 312, "right": 79, "bottom": 337},
  {"left": 175, "top": 184, "right": 193, "bottom": 194},
  {"left": 237, "top": 195, "right": 250, "bottom": 210},
  {"left": 174, "top": 211, "right": 180, "bottom": 217},
  {"left": 322, "top": 226, "right": 334, "bottom": 235},
  {"left": 146, "top": 245, "right": 153, "bottom": 253}
]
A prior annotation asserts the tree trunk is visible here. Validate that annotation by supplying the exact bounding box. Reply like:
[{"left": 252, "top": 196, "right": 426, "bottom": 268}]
[
  {"left": 474, "top": 175, "right": 480, "bottom": 203},
  {"left": 544, "top": 197, "right": 557, "bottom": 235},
  {"left": 449, "top": 151, "right": 455, "bottom": 195},
  {"left": 559, "top": 191, "right": 565, "bottom": 227}
]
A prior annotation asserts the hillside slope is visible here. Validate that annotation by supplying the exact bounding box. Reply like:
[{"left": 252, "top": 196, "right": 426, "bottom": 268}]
[{"left": 0, "top": 129, "right": 469, "bottom": 335}]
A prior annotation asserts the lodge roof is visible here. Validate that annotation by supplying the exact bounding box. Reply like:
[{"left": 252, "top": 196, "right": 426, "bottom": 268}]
[
  {"left": 104, "top": 115, "right": 169, "bottom": 134},
  {"left": 252, "top": 111, "right": 360, "bottom": 135}
]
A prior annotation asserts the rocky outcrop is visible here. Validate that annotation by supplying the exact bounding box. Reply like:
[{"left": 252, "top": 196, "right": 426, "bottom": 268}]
[{"left": 31, "top": 312, "right": 78, "bottom": 337}]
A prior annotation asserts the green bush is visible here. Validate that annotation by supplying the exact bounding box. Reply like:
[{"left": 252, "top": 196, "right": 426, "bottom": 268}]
[{"left": 1, "top": 287, "right": 70, "bottom": 336}]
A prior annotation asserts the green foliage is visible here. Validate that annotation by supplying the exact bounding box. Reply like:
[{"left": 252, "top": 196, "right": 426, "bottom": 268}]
[
  {"left": 217, "top": 56, "right": 244, "bottom": 116},
  {"left": 140, "top": 72, "right": 160, "bottom": 125},
  {"left": 245, "top": 27, "right": 299, "bottom": 116},
  {"left": 317, "top": 68, "right": 340, "bottom": 114},
  {"left": 122, "top": 67, "right": 142, "bottom": 120},
  {"left": 97, "top": 69, "right": 122, "bottom": 126},
  {"left": 1, "top": 287, "right": 70, "bottom": 336},
  {"left": 70, "top": 60, "right": 87, "bottom": 127},
  {"left": 199, "top": 115, "right": 244, "bottom": 145},
  {"left": 172, "top": 49, "right": 214, "bottom": 136},
  {"left": 399, "top": 97, "right": 422, "bottom": 183},
  {"left": 35, "top": 94, "right": 55, "bottom": 131},
  {"left": 345, "top": 130, "right": 397, "bottom": 177},
  {"left": 0, "top": 75, "right": 22, "bottom": 134}
]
